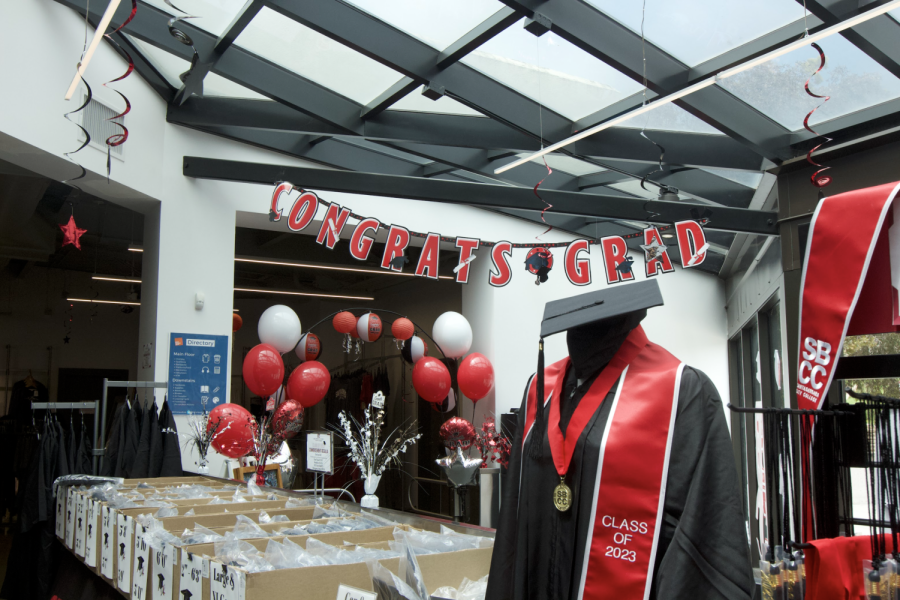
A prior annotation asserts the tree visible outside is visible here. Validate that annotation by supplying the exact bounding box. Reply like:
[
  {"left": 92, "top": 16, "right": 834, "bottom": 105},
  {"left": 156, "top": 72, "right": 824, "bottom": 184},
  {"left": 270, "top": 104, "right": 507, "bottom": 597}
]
[{"left": 842, "top": 332, "right": 900, "bottom": 399}]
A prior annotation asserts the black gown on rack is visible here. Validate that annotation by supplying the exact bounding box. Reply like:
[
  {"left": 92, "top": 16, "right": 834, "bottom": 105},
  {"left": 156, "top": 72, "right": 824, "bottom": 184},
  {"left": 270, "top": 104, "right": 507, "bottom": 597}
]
[{"left": 487, "top": 321, "right": 753, "bottom": 600}]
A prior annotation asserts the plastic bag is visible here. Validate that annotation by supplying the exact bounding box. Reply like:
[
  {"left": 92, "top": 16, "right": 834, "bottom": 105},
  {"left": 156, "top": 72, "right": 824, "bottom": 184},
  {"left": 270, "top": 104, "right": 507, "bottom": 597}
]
[
  {"left": 304, "top": 538, "right": 399, "bottom": 565},
  {"left": 155, "top": 506, "right": 178, "bottom": 518},
  {"left": 208, "top": 496, "right": 231, "bottom": 505},
  {"left": 312, "top": 505, "right": 341, "bottom": 520},
  {"left": 181, "top": 524, "right": 225, "bottom": 545},
  {"left": 433, "top": 575, "right": 489, "bottom": 600},
  {"left": 399, "top": 538, "right": 429, "bottom": 599},
  {"left": 439, "top": 525, "right": 494, "bottom": 549},
  {"left": 246, "top": 480, "right": 262, "bottom": 496},
  {"left": 225, "top": 514, "right": 267, "bottom": 540},
  {"left": 264, "top": 538, "right": 329, "bottom": 569},
  {"left": 368, "top": 559, "right": 421, "bottom": 600},
  {"left": 760, "top": 560, "right": 782, "bottom": 600},
  {"left": 285, "top": 496, "right": 317, "bottom": 508},
  {"left": 276, "top": 525, "right": 308, "bottom": 536},
  {"left": 359, "top": 510, "right": 398, "bottom": 527},
  {"left": 863, "top": 559, "right": 893, "bottom": 600},
  {"left": 231, "top": 490, "right": 248, "bottom": 503},
  {"left": 184, "top": 508, "right": 195, "bottom": 516},
  {"left": 259, "top": 511, "right": 273, "bottom": 524},
  {"left": 396, "top": 528, "right": 483, "bottom": 555},
  {"left": 213, "top": 538, "right": 274, "bottom": 573}
]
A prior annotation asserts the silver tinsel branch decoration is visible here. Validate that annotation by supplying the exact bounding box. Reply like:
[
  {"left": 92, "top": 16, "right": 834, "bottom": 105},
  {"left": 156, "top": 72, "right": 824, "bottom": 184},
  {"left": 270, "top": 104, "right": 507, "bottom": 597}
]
[{"left": 331, "top": 405, "right": 422, "bottom": 479}]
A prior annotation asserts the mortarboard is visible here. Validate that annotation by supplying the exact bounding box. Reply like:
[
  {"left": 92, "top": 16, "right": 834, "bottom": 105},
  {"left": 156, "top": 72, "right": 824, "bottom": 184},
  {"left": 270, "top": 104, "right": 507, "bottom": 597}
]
[{"left": 529, "top": 280, "right": 664, "bottom": 458}]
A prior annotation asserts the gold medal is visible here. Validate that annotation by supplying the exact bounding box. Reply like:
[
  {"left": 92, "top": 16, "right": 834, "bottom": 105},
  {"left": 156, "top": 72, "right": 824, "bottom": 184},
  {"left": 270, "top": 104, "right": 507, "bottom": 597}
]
[{"left": 553, "top": 477, "right": 573, "bottom": 512}]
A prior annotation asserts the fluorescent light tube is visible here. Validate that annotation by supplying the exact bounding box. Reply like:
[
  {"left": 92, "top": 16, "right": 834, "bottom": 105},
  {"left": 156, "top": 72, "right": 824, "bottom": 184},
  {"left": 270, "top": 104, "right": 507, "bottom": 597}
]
[
  {"left": 68, "top": 297, "right": 140, "bottom": 306},
  {"left": 92, "top": 275, "right": 142, "bottom": 283},
  {"left": 496, "top": 0, "right": 900, "bottom": 175},
  {"left": 64, "top": 0, "right": 123, "bottom": 101},
  {"left": 235, "top": 257, "right": 454, "bottom": 280},
  {"left": 234, "top": 288, "right": 375, "bottom": 301}
]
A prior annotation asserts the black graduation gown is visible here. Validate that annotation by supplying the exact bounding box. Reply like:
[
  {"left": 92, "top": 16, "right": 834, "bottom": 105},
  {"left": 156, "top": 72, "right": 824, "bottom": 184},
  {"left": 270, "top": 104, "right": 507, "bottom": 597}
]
[
  {"left": 77, "top": 427, "right": 93, "bottom": 475},
  {"left": 130, "top": 401, "right": 153, "bottom": 478},
  {"left": 486, "top": 364, "right": 753, "bottom": 600},
  {"left": 147, "top": 403, "right": 163, "bottom": 478},
  {"left": 68, "top": 420, "right": 77, "bottom": 474},
  {"left": 158, "top": 399, "right": 183, "bottom": 477},
  {"left": 121, "top": 402, "right": 141, "bottom": 477}
]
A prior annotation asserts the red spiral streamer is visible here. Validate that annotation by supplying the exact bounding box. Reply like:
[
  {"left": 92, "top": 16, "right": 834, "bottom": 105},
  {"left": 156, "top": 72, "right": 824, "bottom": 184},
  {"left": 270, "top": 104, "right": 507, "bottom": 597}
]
[
  {"left": 803, "top": 43, "right": 833, "bottom": 189},
  {"left": 62, "top": 77, "right": 93, "bottom": 192},
  {"left": 101, "top": 0, "right": 138, "bottom": 179},
  {"left": 534, "top": 157, "right": 554, "bottom": 239}
]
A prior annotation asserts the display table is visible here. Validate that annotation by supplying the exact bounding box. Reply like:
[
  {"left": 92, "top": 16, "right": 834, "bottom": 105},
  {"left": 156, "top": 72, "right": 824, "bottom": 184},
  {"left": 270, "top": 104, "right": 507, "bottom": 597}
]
[{"left": 54, "top": 474, "right": 494, "bottom": 600}]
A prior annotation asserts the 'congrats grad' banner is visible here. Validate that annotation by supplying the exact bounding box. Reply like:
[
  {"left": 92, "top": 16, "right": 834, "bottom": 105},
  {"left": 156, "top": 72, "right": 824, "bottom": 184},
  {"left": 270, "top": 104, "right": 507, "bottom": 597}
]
[{"left": 268, "top": 183, "right": 711, "bottom": 287}]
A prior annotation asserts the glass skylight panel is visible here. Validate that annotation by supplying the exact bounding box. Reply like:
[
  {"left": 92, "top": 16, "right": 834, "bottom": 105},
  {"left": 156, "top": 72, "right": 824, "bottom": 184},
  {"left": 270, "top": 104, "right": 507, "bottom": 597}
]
[
  {"left": 203, "top": 73, "right": 269, "bottom": 100},
  {"left": 125, "top": 35, "right": 190, "bottom": 88},
  {"left": 234, "top": 8, "right": 404, "bottom": 104},
  {"left": 614, "top": 102, "right": 723, "bottom": 135},
  {"left": 390, "top": 91, "right": 484, "bottom": 116},
  {"left": 141, "top": 0, "right": 247, "bottom": 36},
  {"left": 342, "top": 0, "right": 505, "bottom": 50},
  {"left": 700, "top": 167, "right": 764, "bottom": 189},
  {"left": 516, "top": 154, "right": 605, "bottom": 176},
  {"left": 583, "top": 0, "right": 806, "bottom": 67},
  {"left": 717, "top": 34, "right": 900, "bottom": 130},
  {"left": 462, "top": 19, "right": 643, "bottom": 120}
]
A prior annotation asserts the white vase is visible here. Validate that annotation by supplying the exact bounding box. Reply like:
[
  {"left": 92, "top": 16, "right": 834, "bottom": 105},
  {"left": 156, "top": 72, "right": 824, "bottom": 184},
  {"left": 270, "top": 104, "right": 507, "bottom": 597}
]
[{"left": 361, "top": 473, "right": 382, "bottom": 508}]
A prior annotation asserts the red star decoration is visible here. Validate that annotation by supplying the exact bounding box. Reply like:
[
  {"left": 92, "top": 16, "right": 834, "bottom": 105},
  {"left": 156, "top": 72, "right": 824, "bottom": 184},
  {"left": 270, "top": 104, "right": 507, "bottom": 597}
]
[{"left": 59, "top": 215, "right": 87, "bottom": 249}]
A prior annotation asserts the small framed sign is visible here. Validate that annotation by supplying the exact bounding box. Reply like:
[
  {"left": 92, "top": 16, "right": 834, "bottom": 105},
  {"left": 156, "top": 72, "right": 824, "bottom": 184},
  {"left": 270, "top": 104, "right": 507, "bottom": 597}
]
[
  {"left": 306, "top": 431, "right": 334, "bottom": 474},
  {"left": 371, "top": 391, "right": 385, "bottom": 409}
]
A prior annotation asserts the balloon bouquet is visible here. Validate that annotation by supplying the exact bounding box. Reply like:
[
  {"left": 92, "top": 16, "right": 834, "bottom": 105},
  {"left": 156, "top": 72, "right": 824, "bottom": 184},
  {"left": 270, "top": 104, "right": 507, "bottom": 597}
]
[{"left": 218, "top": 305, "right": 331, "bottom": 486}]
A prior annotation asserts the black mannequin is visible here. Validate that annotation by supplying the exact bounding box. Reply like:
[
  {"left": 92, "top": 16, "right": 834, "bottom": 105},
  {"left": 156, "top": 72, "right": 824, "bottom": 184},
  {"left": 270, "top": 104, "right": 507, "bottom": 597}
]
[{"left": 559, "top": 310, "right": 646, "bottom": 431}]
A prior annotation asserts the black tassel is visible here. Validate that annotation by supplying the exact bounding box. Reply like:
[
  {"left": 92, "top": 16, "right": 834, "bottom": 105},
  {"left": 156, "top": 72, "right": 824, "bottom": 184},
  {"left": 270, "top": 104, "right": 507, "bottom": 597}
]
[{"left": 529, "top": 338, "right": 545, "bottom": 459}]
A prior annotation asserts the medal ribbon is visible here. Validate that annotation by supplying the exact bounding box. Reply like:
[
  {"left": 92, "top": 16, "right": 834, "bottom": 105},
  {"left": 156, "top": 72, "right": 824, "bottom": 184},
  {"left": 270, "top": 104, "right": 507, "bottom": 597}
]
[{"left": 547, "top": 326, "right": 649, "bottom": 479}]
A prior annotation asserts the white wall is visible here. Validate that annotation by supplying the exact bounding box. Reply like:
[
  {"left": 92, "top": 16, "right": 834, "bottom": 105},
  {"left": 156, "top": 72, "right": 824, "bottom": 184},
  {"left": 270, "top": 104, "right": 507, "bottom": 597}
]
[{"left": 0, "top": 0, "right": 731, "bottom": 475}]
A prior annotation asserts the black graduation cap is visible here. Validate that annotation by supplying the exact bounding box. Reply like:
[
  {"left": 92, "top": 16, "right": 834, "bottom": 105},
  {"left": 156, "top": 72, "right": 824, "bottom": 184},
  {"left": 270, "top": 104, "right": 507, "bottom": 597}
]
[
  {"left": 616, "top": 255, "right": 635, "bottom": 276},
  {"left": 529, "top": 280, "right": 664, "bottom": 458},
  {"left": 389, "top": 255, "right": 409, "bottom": 270}
]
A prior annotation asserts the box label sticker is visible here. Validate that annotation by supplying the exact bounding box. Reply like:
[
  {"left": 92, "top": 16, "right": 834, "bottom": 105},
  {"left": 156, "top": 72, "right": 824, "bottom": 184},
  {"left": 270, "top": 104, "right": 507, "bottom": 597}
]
[
  {"left": 337, "top": 584, "right": 378, "bottom": 600},
  {"left": 100, "top": 506, "right": 114, "bottom": 578},
  {"left": 74, "top": 494, "right": 87, "bottom": 557},
  {"left": 209, "top": 560, "right": 245, "bottom": 600},
  {"left": 132, "top": 525, "right": 150, "bottom": 600},
  {"left": 153, "top": 542, "right": 176, "bottom": 600},
  {"left": 179, "top": 552, "right": 205, "bottom": 600},
  {"left": 65, "top": 488, "right": 76, "bottom": 548},
  {"left": 55, "top": 487, "right": 65, "bottom": 539},
  {"left": 84, "top": 499, "right": 98, "bottom": 567},
  {"left": 116, "top": 514, "right": 133, "bottom": 592}
]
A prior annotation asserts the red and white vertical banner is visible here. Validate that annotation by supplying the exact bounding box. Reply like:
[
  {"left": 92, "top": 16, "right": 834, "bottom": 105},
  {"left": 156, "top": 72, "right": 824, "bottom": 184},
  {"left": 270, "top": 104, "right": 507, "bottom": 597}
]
[{"left": 796, "top": 181, "right": 900, "bottom": 411}]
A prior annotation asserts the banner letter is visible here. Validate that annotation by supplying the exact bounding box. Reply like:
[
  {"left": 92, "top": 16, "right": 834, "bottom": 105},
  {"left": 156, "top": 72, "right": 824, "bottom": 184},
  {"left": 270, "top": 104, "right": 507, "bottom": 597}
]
[
  {"left": 381, "top": 225, "right": 411, "bottom": 271},
  {"left": 600, "top": 236, "right": 634, "bottom": 284},
  {"left": 415, "top": 233, "right": 441, "bottom": 280},
  {"left": 675, "top": 221, "right": 708, "bottom": 268},
  {"left": 454, "top": 237, "right": 480, "bottom": 284},
  {"left": 489, "top": 241, "right": 513, "bottom": 287},
  {"left": 349, "top": 218, "right": 380, "bottom": 261},
  {"left": 287, "top": 191, "right": 318, "bottom": 232},
  {"left": 564, "top": 239, "right": 592, "bottom": 285},
  {"left": 315, "top": 203, "right": 351, "bottom": 250}
]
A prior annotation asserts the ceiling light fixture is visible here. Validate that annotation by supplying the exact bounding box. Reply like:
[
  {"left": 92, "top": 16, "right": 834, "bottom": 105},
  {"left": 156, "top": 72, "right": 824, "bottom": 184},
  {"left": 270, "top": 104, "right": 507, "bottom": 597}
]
[
  {"left": 128, "top": 245, "right": 144, "bottom": 252},
  {"left": 92, "top": 275, "right": 142, "bottom": 283},
  {"left": 235, "top": 257, "right": 454, "bottom": 280},
  {"left": 64, "top": 0, "right": 123, "bottom": 100},
  {"left": 68, "top": 297, "right": 141, "bottom": 306},
  {"left": 234, "top": 287, "right": 375, "bottom": 301},
  {"left": 495, "top": 0, "right": 900, "bottom": 175}
]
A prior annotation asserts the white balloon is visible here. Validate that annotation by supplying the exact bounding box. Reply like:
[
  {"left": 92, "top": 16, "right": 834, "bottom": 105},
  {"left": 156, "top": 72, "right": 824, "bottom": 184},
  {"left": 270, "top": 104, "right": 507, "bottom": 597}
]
[
  {"left": 432, "top": 311, "right": 472, "bottom": 359},
  {"left": 258, "top": 304, "right": 302, "bottom": 354}
]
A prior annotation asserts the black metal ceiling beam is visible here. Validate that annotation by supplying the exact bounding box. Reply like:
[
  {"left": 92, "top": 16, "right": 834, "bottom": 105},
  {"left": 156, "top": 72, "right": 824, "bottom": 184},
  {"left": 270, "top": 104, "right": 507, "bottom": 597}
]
[
  {"left": 360, "top": 78, "right": 420, "bottom": 119},
  {"left": 173, "top": 0, "right": 265, "bottom": 105},
  {"left": 436, "top": 7, "right": 521, "bottom": 69},
  {"left": 166, "top": 97, "right": 764, "bottom": 170},
  {"left": 496, "top": 0, "right": 792, "bottom": 162},
  {"left": 182, "top": 157, "right": 779, "bottom": 235},
  {"left": 794, "top": 0, "right": 900, "bottom": 79}
]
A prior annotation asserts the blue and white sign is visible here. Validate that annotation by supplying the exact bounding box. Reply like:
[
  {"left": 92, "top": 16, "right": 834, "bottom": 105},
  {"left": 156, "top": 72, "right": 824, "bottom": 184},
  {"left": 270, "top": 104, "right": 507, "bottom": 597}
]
[{"left": 167, "top": 332, "right": 229, "bottom": 414}]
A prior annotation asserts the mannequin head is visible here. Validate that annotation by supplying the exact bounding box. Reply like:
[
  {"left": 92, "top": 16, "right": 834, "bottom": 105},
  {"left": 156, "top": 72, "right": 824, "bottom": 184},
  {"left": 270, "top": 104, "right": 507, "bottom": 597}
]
[{"left": 565, "top": 309, "right": 647, "bottom": 381}]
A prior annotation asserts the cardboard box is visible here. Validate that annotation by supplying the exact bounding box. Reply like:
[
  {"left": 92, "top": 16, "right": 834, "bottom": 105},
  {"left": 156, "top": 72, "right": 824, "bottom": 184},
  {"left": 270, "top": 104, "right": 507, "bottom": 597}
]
[{"left": 164, "top": 526, "right": 406, "bottom": 600}]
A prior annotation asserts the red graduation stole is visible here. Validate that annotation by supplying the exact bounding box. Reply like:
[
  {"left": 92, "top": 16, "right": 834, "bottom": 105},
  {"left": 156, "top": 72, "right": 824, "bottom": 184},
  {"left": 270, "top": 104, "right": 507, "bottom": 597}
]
[{"left": 523, "top": 326, "right": 685, "bottom": 600}]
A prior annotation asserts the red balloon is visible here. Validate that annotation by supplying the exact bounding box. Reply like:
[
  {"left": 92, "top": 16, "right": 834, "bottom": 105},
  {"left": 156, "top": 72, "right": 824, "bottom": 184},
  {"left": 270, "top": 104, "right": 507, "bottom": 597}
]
[
  {"left": 412, "top": 357, "right": 451, "bottom": 403},
  {"left": 440, "top": 416, "right": 476, "bottom": 450},
  {"left": 458, "top": 353, "right": 494, "bottom": 401},
  {"left": 242, "top": 344, "right": 285, "bottom": 397},
  {"left": 208, "top": 404, "right": 257, "bottom": 458},
  {"left": 333, "top": 311, "right": 357, "bottom": 334},
  {"left": 272, "top": 398, "right": 304, "bottom": 440},
  {"left": 232, "top": 313, "right": 243, "bottom": 332},
  {"left": 287, "top": 361, "right": 331, "bottom": 408},
  {"left": 391, "top": 317, "right": 415, "bottom": 341}
]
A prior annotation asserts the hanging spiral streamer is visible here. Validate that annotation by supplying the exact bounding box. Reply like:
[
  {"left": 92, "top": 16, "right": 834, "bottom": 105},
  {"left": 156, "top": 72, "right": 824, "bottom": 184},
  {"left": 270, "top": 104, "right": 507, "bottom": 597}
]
[
  {"left": 99, "top": 0, "right": 137, "bottom": 180},
  {"left": 62, "top": 77, "right": 93, "bottom": 193},
  {"left": 164, "top": 0, "right": 201, "bottom": 82},
  {"left": 534, "top": 158, "right": 554, "bottom": 239},
  {"left": 803, "top": 43, "right": 833, "bottom": 189}
]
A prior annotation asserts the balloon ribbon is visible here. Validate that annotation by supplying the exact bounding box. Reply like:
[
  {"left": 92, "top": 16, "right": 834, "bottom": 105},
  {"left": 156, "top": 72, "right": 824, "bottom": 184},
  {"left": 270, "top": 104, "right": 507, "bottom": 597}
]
[{"left": 803, "top": 42, "right": 833, "bottom": 189}]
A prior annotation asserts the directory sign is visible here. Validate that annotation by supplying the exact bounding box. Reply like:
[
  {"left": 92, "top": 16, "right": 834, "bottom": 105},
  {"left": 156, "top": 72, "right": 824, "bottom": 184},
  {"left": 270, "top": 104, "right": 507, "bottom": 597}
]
[{"left": 167, "top": 332, "right": 229, "bottom": 414}]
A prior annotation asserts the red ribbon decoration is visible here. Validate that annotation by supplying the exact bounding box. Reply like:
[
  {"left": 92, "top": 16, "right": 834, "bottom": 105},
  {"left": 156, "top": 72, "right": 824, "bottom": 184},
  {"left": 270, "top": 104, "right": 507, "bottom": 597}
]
[
  {"left": 534, "top": 157, "right": 554, "bottom": 239},
  {"left": 803, "top": 42, "right": 833, "bottom": 189}
]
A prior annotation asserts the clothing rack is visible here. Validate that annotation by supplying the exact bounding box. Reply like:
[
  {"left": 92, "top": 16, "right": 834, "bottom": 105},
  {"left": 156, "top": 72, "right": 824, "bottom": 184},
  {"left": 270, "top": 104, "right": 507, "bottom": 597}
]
[
  {"left": 31, "top": 401, "right": 100, "bottom": 475},
  {"left": 333, "top": 354, "right": 402, "bottom": 373},
  {"left": 99, "top": 380, "right": 167, "bottom": 474},
  {"left": 727, "top": 403, "right": 853, "bottom": 416}
]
